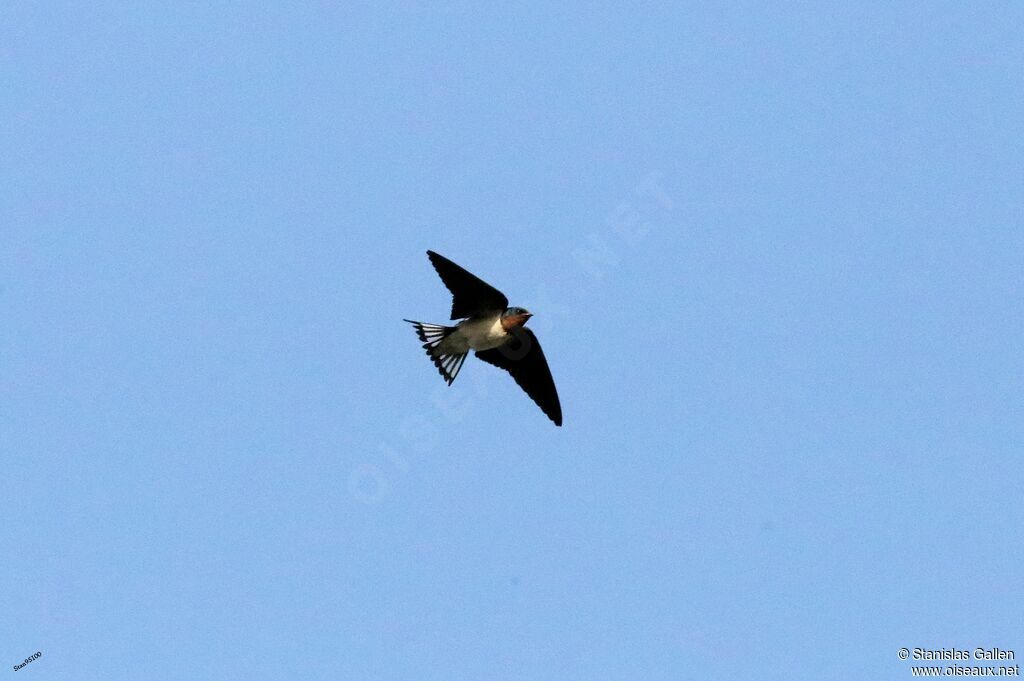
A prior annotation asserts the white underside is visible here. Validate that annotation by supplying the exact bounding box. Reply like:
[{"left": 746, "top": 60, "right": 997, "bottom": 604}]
[{"left": 438, "top": 314, "right": 507, "bottom": 354}]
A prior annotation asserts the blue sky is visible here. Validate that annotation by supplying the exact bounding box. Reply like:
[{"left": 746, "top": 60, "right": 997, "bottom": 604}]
[{"left": 2, "top": 3, "right": 1022, "bottom": 680}]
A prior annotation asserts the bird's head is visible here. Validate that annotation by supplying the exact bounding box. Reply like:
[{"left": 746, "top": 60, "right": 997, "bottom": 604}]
[{"left": 501, "top": 306, "right": 533, "bottom": 330}]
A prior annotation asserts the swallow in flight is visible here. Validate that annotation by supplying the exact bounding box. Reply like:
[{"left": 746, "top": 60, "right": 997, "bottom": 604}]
[{"left": 404, "top": 250, "right": 562, "bottom": 426}]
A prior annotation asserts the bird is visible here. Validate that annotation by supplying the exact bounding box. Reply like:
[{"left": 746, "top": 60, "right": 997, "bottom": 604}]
[{"left": 404, "top": 250, "right": 562, "bottom": 426}]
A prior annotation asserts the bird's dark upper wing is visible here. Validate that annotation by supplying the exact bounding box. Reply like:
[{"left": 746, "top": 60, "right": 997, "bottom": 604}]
[
  {"left": 427, "top": 250, "right": 509, "bottom": 320},
  {"left": 476, "top": 327, "right": 562, "bottom": 426}
]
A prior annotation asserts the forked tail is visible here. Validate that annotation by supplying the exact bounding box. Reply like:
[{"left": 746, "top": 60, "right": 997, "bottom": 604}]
[{"left": 402, "top": 320, "right": 467, "bottom": 385}]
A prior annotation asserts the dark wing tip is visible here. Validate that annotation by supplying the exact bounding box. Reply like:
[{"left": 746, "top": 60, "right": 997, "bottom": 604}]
[
  {"left": 531, "top": 391, "right": 562, "bottom": 427},
  {"left": 545, "top": 399, "right": 563, "bottom": 426}
]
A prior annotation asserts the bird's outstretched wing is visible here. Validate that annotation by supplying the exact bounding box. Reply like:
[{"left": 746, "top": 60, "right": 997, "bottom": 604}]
[
  {"left": 427, "top": 250, "right": 509, "bottom": 320},
  {"left": 476, "top": 327, "right": 562, "bottom": 426}
]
